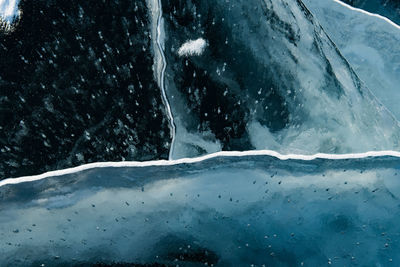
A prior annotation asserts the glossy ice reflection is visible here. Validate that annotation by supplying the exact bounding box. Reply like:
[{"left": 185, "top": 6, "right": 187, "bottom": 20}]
[{"left": 1, "top": 154, "right": 400, "bottom": 265}]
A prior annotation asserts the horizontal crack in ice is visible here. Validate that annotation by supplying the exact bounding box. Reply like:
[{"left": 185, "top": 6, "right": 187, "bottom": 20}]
[{"left": 2, "top": 150, "right": 400, "bottom": 186}]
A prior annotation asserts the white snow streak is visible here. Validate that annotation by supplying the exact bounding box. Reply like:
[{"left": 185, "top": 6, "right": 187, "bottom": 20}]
[{"left": 178, "top": 38, "right": 206, "bottom": 57}]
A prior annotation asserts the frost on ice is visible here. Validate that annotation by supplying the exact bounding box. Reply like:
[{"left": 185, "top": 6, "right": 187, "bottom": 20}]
[{"left": 178, "top": 38, "right": 207, "bottom": 56}]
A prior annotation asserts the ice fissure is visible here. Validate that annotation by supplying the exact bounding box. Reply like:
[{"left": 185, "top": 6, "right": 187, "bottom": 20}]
[{"left": 154, "top": 0, "right": 176, "bottom": 160}]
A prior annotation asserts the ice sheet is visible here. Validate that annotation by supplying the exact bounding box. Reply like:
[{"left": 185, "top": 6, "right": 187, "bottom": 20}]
[{"left": 1, "top": 151, "right": 400, "bottom": 265}]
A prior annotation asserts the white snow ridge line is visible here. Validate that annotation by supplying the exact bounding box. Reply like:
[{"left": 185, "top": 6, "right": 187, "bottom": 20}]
[
  {"left": 335, "top": 0, "right": 400, "bottom": 30},
  {"left": 1, "top": 150, "right": 400, "bottom": 187}
]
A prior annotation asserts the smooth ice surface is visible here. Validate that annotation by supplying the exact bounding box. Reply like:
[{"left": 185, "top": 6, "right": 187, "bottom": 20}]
[
  {"left": 1, "top": 153, "right": 400, "bottom": 265},
  {"left": 161, "top": 0, "right": 400, "bottom": 159},
  {"left": 0, "top": 0, "right": 19, "bottom": 23},
  {"left": 304, "top": 0, "right": 400, "bottom": 120}
]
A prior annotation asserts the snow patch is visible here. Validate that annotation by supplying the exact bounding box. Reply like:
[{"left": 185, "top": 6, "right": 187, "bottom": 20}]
[
  {"left": 178, "top": 38, "right": 206, "bottom": 56},
  {"left": 0, "top": 0, "right": 20, "bottom": 23}
]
